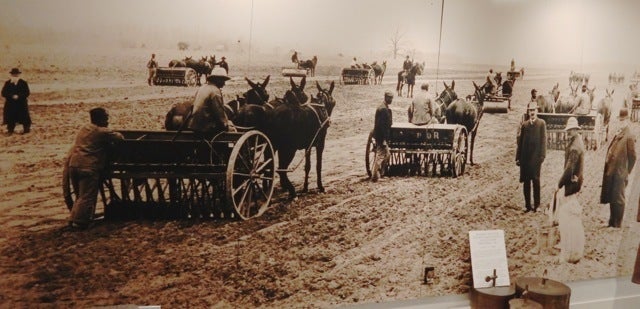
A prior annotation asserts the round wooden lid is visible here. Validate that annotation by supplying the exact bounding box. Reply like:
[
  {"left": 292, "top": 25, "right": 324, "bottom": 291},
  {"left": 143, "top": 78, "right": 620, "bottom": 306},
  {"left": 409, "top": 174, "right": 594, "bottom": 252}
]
[{"left": 515, "top": 277, "right": 571, "bottom": 296}]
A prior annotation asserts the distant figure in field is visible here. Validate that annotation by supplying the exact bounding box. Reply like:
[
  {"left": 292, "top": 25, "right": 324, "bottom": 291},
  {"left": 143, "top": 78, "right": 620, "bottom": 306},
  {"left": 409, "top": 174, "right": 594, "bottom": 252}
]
[
  {"left": 217, "top": 56, "right": 229, "bottom": 75},
  {"left": 146, "top": 53, "right": 158, "bottom": 86},
  {"left": 2, "top": 68, "right": 31, "bottom": 134},
  {"left": 350, "top": 57, "right": 360, "bottom": 69},
  {"left": 291, "top": 51, "right": 298, "bottom": 64}
]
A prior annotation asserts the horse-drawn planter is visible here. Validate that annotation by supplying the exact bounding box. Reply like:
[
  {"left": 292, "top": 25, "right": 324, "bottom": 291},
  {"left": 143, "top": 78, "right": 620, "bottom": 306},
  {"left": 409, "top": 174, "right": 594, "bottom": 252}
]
[
  {"left": 154, "top": 67, "right": 199, "bottom": 87},
  {"left": 341, "top": 68, "right": 375, "bottom": 85},
  {"left": 366, "top": 123, "right": 468, "bottom": 177},
  {"left": 537, "top": 113, "right": 604, "bottom": 150},
  {"left": 632, "top": 98, "right": 640, "bottom": 122},
  {"left": 63, "top": 129, "right": 276, "bottom": 220}
]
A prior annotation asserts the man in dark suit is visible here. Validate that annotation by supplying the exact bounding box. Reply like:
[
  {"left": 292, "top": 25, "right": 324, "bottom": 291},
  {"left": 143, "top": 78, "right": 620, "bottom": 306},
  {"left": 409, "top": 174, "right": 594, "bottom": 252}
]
[
  {"left": 516, "top": 101, "right": 547, "bottom": 212},
  {"left": 2, "top": 68, "right": 31, "bottom": 134},
  {"left": 371, "top": 91, "right": 394, "bottom": 182},
  {"left": 601, "top": 108, "right": 636, "bottom": 228}
]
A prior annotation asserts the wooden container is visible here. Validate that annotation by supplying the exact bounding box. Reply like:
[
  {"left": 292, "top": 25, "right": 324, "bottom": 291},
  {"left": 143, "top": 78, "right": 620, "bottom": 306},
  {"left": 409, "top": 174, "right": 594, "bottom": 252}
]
[
  {"left": 471, "top": 285, "right": 516, "bottom": 309},
  {"left": 515, "top": 277, "right": 571, "bottom": 309},
  {"left": 509, "top": 297, "right": 543, "bottom": 309}
]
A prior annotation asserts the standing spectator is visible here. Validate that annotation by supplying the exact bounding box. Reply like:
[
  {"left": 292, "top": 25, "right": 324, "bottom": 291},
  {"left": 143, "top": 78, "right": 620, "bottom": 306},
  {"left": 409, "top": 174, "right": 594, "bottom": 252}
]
[
  {"left": 601, "top": 108, "right": 636, "bottom": 228},
  {"left": 556, "top": 117, "right": 585, "bottom": 263},
  {"left": 146, "top": 54, "right": 158, "bottom": 86},
  {"left": 217, "top": 56, "right": 229, "bottom": 75},
  {"left": 291, "top": 51, "right": 298, "bottom": 64},
  {"left": 187, "top": 67, "right": 234, "bottom": 137},
  {"left": 2, "top": 68, "right": 31, "bottom": 134},
  {"left": 65, "top": 108, "right": 124, "bottom": 230},
  {"left": 371, "top": 91, "right": 394, "bottom": 182},
  {"left": 516, "top": 101, "right": 547, "bottom": 213},
  {"left": 408, "top": 83, "right": 438, "bottom": 125}
]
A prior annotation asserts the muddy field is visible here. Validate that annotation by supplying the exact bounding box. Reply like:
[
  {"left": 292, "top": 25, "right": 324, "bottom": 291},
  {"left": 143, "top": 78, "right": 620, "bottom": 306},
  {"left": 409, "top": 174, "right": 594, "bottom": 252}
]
[{"left": 0, "top": 46, "right": 639, "bottom": 308}]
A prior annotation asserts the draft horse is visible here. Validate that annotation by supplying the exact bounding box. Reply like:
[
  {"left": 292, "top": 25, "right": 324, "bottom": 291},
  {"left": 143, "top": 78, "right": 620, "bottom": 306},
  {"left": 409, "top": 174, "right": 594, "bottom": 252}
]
[
  {"left": 371, "top": 61, "right": 386, "bottom": 85},
  {"left": 397, "top": 62, "right": 424, "bottom": 98},
  {"left": 266, "top": 80, "right": 335, "bottom": 199}
]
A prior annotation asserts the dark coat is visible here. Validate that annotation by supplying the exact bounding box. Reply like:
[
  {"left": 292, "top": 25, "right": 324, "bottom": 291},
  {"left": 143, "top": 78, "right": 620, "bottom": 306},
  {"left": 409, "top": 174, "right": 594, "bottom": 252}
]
[
  {"left": 516, "top": 117, "right": 546, "bottom": 182},
  {"left": 558, "top": 133, "right": 584, "bottom": 196},
  {"left": 373, "top": 102, "right": 392, "bottom": 144},
  {"left": 187, "top": 83, "right": 229, "bottom": 135},
  {"left": 2, "top": 79, "right": 31, "bottom": 125},
  {"left": 601, "top": 125, "right": 636, "bottom": 204}
]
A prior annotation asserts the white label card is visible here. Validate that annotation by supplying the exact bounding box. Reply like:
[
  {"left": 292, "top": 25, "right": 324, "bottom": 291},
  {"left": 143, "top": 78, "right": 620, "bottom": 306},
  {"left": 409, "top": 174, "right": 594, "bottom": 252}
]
[{"left": 469, "top": 229, "right": 510, "bottom": 288}]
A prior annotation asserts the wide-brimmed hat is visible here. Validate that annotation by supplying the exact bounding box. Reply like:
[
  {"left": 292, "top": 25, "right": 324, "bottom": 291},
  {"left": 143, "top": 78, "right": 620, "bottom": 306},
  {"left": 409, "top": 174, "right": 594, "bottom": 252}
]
[
  {"left": 564, "top": 117, "right": 581, "bottom": 131},
  {"left": 618, "top": 108, "right": 629, "bottom": 120},
  {"left": 527, "top": 101, "right": 539, "bottom": 110},
  {"left": 9, "top": 68, "right": 21, "bottom": 75},
  {"left": 208, "top": 67, "right": 230, "bottom": 81}
]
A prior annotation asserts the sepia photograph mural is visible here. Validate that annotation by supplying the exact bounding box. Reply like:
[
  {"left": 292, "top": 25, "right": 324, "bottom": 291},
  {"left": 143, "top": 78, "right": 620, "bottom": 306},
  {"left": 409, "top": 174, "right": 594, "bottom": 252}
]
[{"left": 0, "top": 0, "right": 639, "bottom": 307}]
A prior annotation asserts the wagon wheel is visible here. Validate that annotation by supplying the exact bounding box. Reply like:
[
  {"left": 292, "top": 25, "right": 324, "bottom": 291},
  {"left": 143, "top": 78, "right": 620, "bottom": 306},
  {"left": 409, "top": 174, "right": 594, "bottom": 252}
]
[
  {"left": 226, "top": 130, "right": 276, "bottom": 220},
  {"left": 184, "top": 68, "right": 198, "bottom": 87},
  {"left": 365, "top": 131, "right": 377, "bottom": 178},
  {"left": 62, "top": 158, "right": 75, "bottom": 211},
  {"left": 451, "top": 127, "right": 468, "bottom": 178}
]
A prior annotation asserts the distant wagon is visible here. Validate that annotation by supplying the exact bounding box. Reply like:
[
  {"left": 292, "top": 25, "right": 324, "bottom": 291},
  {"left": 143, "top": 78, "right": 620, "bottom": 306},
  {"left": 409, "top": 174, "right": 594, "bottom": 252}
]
[
  {"left": 366, "top": 123, "right": 468, "bottom": 178},
  {"left": 537, "top": 113, "right": 604, "bottom": 150},
  {"left": 281, "top": 67, "right": 308, "bottom": 78},
  {"left": 632, "top": 98, "right": 640, "bottom": 122},
  {"left": 154, "top": 67, "right": 199, "bottom": 87},
  {"left": 63, "top": 129, "right": 276, "bottom": 220},
  {"left": 341, "top": 68, "right": 375, "bottom": 85}
]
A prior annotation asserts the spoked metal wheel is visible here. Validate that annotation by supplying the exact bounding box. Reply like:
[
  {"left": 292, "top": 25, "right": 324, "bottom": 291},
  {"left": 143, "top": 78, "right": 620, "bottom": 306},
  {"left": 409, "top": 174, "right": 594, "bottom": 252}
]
[
  {"left": 226, "top": 130, "right": 276, "bottom": 220},
  {"left": 184, "top": 68, "right": 198, "bottom": 87},
  {"left": 365, "top": 131, "right": 377, "bottom": 178},
  {"left": 452, "top": 127, "right": 468, "bottom": 178}
]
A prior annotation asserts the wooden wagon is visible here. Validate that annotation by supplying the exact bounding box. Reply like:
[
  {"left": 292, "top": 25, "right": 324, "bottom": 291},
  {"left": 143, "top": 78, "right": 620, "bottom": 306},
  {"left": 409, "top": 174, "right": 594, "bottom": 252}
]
[
  {"left": 63, "top": 130, "right": 276, "bottom": 221},
  {"left": 366, "top": 122, "right": 468, "bottom": 178},
  {"left": 537, "top": 113, "right": 604, "bottom": 150},
  {"left": 341, "top": 68, "right": 375, "bottom": 85}
]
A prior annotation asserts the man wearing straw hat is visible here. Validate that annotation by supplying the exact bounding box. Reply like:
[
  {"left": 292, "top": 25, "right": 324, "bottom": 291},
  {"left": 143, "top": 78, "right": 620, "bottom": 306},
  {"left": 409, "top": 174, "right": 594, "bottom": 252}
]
[
  {"left": 556, "top": 116, "right": 585, "bottom": 263},
  {"left": 601, "top": 108, "right": 636, "bottom": 228},
  {"left": 2, "top": 68, "right": 31, "bottom": 134},
  {"left": 516, "top": 101, "right": 546, "bottom": 213},
  {"left": 187, "top": 67, "right": 235, "bottom": 137}
]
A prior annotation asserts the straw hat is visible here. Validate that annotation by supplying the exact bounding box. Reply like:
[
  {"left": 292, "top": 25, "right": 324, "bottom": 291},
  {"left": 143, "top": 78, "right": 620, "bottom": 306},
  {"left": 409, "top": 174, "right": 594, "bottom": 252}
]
[{"left": 564, "top": 117, "right": 581, "bottom": 131}]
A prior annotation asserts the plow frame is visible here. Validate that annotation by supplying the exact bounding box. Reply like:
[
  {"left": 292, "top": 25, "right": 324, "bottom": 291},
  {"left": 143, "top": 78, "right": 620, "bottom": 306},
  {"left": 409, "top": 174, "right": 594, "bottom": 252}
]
[{"left": 341, "top": 68, "right": 375, "bottom": 85}]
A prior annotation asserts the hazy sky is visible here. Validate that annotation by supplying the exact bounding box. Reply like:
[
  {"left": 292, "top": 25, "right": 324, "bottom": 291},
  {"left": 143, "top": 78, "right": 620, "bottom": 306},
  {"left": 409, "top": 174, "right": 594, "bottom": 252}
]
[{"left": 1, "top": 0, "right": 639, "bottom": 67}]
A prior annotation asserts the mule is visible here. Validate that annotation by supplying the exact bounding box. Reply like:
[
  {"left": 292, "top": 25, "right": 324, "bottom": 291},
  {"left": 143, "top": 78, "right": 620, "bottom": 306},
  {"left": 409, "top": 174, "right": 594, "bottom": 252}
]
[
  {"left": 297, "top": 56, "right": 318, "bottom": 77},
  {"left": 371, "top": 61, "right": 386, "bottom": 85},
  {"left": 168, "top": 59, "right": 186, "bottom": 67},
  {"left": 164, "top": 75, "right": 271, "bottom": 131},
  {"left": 184, "top": 56, "right": 213, "bottom": 86},
  {"left": 596, "top": 89, "right": 613, "bottom": 142},
  {"left": 434, "top": 80, "right": 485, "bottom": 165},
  {"left": 265, "top": 80, "right": 335, "bottom": 199},
  {"left": 396, "top": 62, "right": 424, "bottom": 98},
  {"left": 535, "top": 83, "right": 560, "bottom": 113},
  {"left": 443, "top": 81, "right": 485, "bottom": 166}
]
